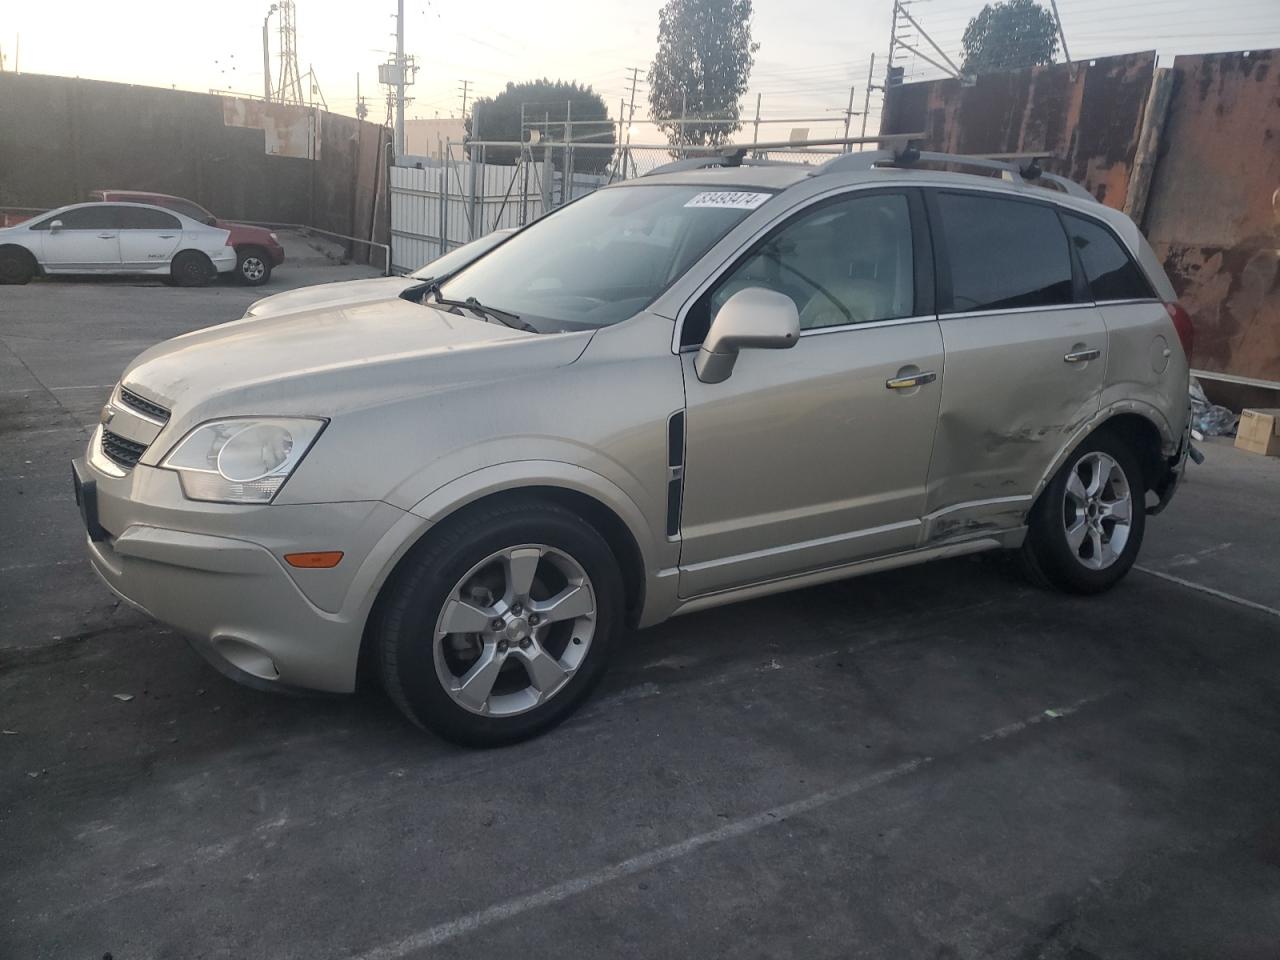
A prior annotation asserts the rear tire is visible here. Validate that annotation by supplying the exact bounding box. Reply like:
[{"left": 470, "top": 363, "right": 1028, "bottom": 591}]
[
  {"left": 171, "top": 250, "right": 214, "bottom": 287},
  {"left": 376, "top": 497, "right": 624, "bottom": 747},
  {"left": 236, "top": 247, "right": 272, "bottom": 286},
  {"left": 0, "top": 247, "right": 36, "bottom": 285},
  {"left": 1021, "top": 432, "right": 1146, "bottom": 594}
]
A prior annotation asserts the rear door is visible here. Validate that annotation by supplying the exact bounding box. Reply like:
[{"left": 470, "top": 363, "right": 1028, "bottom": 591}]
[
  {"left": 922, "top": 189, "right": 1107, "bottom": 537},
  {"left": 1059, "top": 212, "right": 1187, "bottom": 424},
  {"left": 118, "top": 207, "right": 182, "bottom": 269},
  {"left": 38, "top": 206, "right": 125, "bottom": 272}
]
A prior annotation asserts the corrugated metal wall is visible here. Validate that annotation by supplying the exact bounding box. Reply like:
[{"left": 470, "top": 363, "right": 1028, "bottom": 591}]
[{"left": 1144, "top": 50, "right": 1280, "bottom": 384}]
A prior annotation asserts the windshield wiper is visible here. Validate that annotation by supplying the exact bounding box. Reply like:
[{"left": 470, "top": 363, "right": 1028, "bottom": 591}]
[{"left": 422, "top": 282, "right": 536, "bottom": 333}]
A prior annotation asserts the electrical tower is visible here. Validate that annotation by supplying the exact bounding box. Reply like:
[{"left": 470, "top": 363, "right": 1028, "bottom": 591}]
[{"left": 275, "top": 0, "right": 306, "bottom": 105}]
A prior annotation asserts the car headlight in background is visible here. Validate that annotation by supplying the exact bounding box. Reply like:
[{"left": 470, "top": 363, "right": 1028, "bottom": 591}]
[
  {"left": 161, "top": 417, "right": 326, "bottom": 504},
  {"left": 269, "top": 232, "right": 280, "bottom": 243}
]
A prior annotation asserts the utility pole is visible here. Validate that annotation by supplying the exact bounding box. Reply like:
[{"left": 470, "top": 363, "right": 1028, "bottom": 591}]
[
  {"left": 752, "top": 92, "right": 762, "bottom": 147},
  {"left": 356, "top": 74, "right": 368, "bottom": 120},
  {"left": 395, "top": 0, "right": 406, "bottom": 156},
  {"left": 1047, "top": 0, "right": 1072, "bottom": 63},
  {"left": 458, "top": 79, "right": 471, "bottom": 120},
  {"left": 860, "top": 53, "right": 877, "bottom": 145},
  {"left": 623, "top": 66, "right": 642, "bottom": 143},
  {"left": 262, "top": 4, "right": 277, "bottom": 101},
  {"left": 842, "top": 85, "right": 856, "bottom": 151}
]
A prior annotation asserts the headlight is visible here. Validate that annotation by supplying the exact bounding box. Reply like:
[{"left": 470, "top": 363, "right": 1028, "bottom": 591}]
[
  {"left": 161, "top": 417, "right": 326, "bottom": 504},
  {"left": 269, "top": 232, "right": 279, "bottom": 243}
]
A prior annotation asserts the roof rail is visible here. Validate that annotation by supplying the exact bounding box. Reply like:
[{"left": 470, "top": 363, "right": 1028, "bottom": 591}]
[
  {"left": 641, "top": 132, "right": 927, "bottom": 179},
  {"left": 811, "top": 147, "right": 1095, "bottom": 201}
]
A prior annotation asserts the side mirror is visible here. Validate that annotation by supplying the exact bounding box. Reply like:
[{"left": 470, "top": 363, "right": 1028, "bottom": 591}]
[
  {"left": 49, "top": 219, "right": 64, "bottom": 232},
  {"left": 694, "top": 287, "right": 801, "bottom": 384}
]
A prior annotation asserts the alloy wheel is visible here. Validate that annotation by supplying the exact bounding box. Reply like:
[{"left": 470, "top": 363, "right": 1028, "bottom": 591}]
[
  {"left": 1062, "top": 451, "right": 1133, "bottom": 570},
  {"left": 432, "top": 544, "right": 596, "bottom": 717},
  {"left": 241, "top": 257, "right": 266, "bottom": 282}
]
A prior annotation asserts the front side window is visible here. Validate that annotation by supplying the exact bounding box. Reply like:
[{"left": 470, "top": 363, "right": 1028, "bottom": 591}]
[
  {"left": 437, "top": 185, "right": 773, "bottom": 333},
  {"left": 48, "top": 206, "right": 127, "bottom": 230},
  {"left": 936, "top": 192, "right": 1074, "bottom": 313},
  {"left": 690, "top": 192, "right": 915, "bottom": 344},
  {"left": 1062, "top": 212, "right": 1154, "bottom": 302}
]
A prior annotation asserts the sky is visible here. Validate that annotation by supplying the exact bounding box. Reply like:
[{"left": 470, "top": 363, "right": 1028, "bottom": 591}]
[{"left": 5, "top": 0, "right": 1279, "bottom": 142}]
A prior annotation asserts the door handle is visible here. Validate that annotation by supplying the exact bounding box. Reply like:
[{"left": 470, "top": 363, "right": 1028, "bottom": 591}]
[
  {"left": 97, "top": 234, "right": 116, "bottom": 239},
  {"left": 1064, "top": 348, "right": 1101, "bottom": 363},
  {"left": 158, "top": 234, "right": 176, "bottom": 239},
  {"left": 885, "top": 371, "right": 937, "bottom": 390}
]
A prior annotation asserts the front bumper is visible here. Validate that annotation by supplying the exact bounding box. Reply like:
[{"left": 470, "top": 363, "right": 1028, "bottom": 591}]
[
  {"left": 74, "top": 450, "right": 426, "bottom": 693},
  {"left": 266, "top": 243, "right": 286, "bottom": 266}
]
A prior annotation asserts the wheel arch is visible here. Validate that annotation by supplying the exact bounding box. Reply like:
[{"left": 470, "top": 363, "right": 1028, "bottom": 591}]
[
  {"left": 0, "top": 243, "right": 41, "bottom": 276},
  {"left": 356, "top": 478, "right": 653, "bottom": 685},
  {"left": 1033, "top": 405, "right": 1173, "bottom": 505}
]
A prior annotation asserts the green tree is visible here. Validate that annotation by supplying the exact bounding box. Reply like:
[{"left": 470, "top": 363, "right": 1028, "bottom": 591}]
[
  {"left": 647, "top": 0, "right": 760, "bottom": 147},
  {"left": 464, "top": 79, "right": 614, "bottom": 174},
  {"left": 961, "top": 0, "right": 1060, "bottom": 75}
]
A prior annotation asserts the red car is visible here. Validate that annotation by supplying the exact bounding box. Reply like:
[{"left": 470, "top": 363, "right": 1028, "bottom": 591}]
[{"left": 89, "top": 190, "right": 285, "bottom": 285}]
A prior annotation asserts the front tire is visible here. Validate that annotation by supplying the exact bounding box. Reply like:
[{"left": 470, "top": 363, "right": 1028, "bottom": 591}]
[
  {"left": 236, "top": 247, "right": 273, "bottom": 286},
  {"left": 376, "top": 497, "right": 625, "bottom": 746},
  {"left": 1022, "top": 432, "right": 1146, "bottom": 594},
  {"left": 0, "top": 247, "right": 36, "bottom": 285},
  {"left": 171, "top": 250, "right": 215, "bottom": 287}
]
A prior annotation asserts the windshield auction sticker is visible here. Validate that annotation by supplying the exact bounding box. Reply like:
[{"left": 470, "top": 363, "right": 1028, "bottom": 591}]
[{"left": 684, "top": 191, "right": 772, "bottom": 210}]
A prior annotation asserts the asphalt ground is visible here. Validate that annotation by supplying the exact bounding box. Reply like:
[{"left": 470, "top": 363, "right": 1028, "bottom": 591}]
[{"left": 2, "top": 261, "right": 1279, "bottom": 959}]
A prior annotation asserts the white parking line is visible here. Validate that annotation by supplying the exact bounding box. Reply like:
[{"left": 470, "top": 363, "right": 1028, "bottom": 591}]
[
  {"left": 345, "top": 695, "right": 1104, "bottom": 960},
  {"left": 1136, "top": 565, "right": 1280, "bottom": 620}
]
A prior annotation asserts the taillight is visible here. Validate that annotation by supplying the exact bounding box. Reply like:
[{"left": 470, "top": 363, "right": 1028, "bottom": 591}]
[{"left": 1164, "top": 302, "right": 1194, "bottom": 359}]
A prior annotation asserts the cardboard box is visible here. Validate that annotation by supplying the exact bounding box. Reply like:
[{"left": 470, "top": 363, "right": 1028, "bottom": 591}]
[{"left": 1235, "top": 408, "right": 1280, "bottom": 457}]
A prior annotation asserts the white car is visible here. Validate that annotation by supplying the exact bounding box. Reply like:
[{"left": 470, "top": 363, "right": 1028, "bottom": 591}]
[
  {"left": 0, "top": 202, "right": 237, "bottom": 286},
  {"left": 243, "top": 229, "right": 517, "bottom": 318}
]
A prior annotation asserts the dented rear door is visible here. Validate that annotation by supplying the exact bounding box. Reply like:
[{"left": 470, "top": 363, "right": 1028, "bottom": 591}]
[{"left": 921, "top": 189, "right": 1106, "bottom": 540}]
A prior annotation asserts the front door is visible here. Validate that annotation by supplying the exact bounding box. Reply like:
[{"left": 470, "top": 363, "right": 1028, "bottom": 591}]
[
  {"left": 922, "top": 190, "right": 1107, "bottom": 535},
  {"left": 677, "top": 189, "right": 943, "bottom": 597},
  {"left": 117, "top": 207, "right": 183, "bottom": 270},
  {"left": 40, "top": 205, "right": 124, "bottom": 272}
]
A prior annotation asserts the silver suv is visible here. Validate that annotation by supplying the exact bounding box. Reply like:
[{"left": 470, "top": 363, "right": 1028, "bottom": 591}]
[{"left": 73, "top": 150, "right": 1193, "bottom": 745}]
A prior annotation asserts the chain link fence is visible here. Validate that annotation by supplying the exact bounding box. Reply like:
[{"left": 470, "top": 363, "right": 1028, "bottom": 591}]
[{"left": 390, "top": 137, "right": 877, "bottom": 273}]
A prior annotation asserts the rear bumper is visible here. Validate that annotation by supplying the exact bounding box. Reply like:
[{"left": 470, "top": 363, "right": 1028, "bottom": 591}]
[
  {"left": 266, "top": 244, "right": 286, "bottom": 266},
  {"left": 212, "top": 249, "right": 238, "bottom": 274},
  {"left": 1149, "top": 405, "right": 1192, "bottom": 516}
]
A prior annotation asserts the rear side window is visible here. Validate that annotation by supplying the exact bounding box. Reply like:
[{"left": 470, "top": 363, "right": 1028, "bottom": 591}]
[
  {"left": 1061, "top": 213, "right": 1155, "bottom": 302},
  {"left": 936, "top": 192, "right": 1074, "bottom": 313},
  {"left": 161, "top": 198, "right": 216, "bottom": 224},
  {"left": 118, "top": 207, "right": 181, "bottom": 230}
]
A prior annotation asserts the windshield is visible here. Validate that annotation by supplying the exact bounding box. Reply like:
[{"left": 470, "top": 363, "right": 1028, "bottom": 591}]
[
  {"left": 409, "top": 230, "right": 512, "bottom": 280},
  {"left": 437, "top": 184, "right": 773, "bottom": 332}
]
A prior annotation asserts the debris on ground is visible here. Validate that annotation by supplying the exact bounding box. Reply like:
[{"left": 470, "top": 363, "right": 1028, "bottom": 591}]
[
  {"left": 1190, "top": 378, "right": 1238, "bottom": 437},
  {"left": 112, "top": 693, "right": 135, "bottom": 702}
]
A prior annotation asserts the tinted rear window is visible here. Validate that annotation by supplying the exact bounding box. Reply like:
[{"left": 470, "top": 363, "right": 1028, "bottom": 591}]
[
  {"left": 936, "top": 192, "right": 1074, "bottom": 313},
  {"left": 1061, "top": 213, "right": 1154, "bottom": 302}
]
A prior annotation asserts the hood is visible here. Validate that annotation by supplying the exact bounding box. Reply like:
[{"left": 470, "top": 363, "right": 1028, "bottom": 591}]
[
  {"left": 246, "top": 276, "right": 419, "bottom": 318},
  {"left": 121, "top": 297, "right": 592, "bottom": 428}
]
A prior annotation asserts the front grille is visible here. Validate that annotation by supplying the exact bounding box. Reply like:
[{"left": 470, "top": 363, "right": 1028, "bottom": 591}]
[
  {"left": 118, "top": 387, "right": 170, "bottom": 423},
  {"left": 101, "top": 429, "right": 148, "bottom": 469}
]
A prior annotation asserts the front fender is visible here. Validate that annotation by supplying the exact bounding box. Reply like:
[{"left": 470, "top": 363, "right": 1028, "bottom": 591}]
[{"left": 408, "top": 458, "right": 669, "bottom": 579}]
